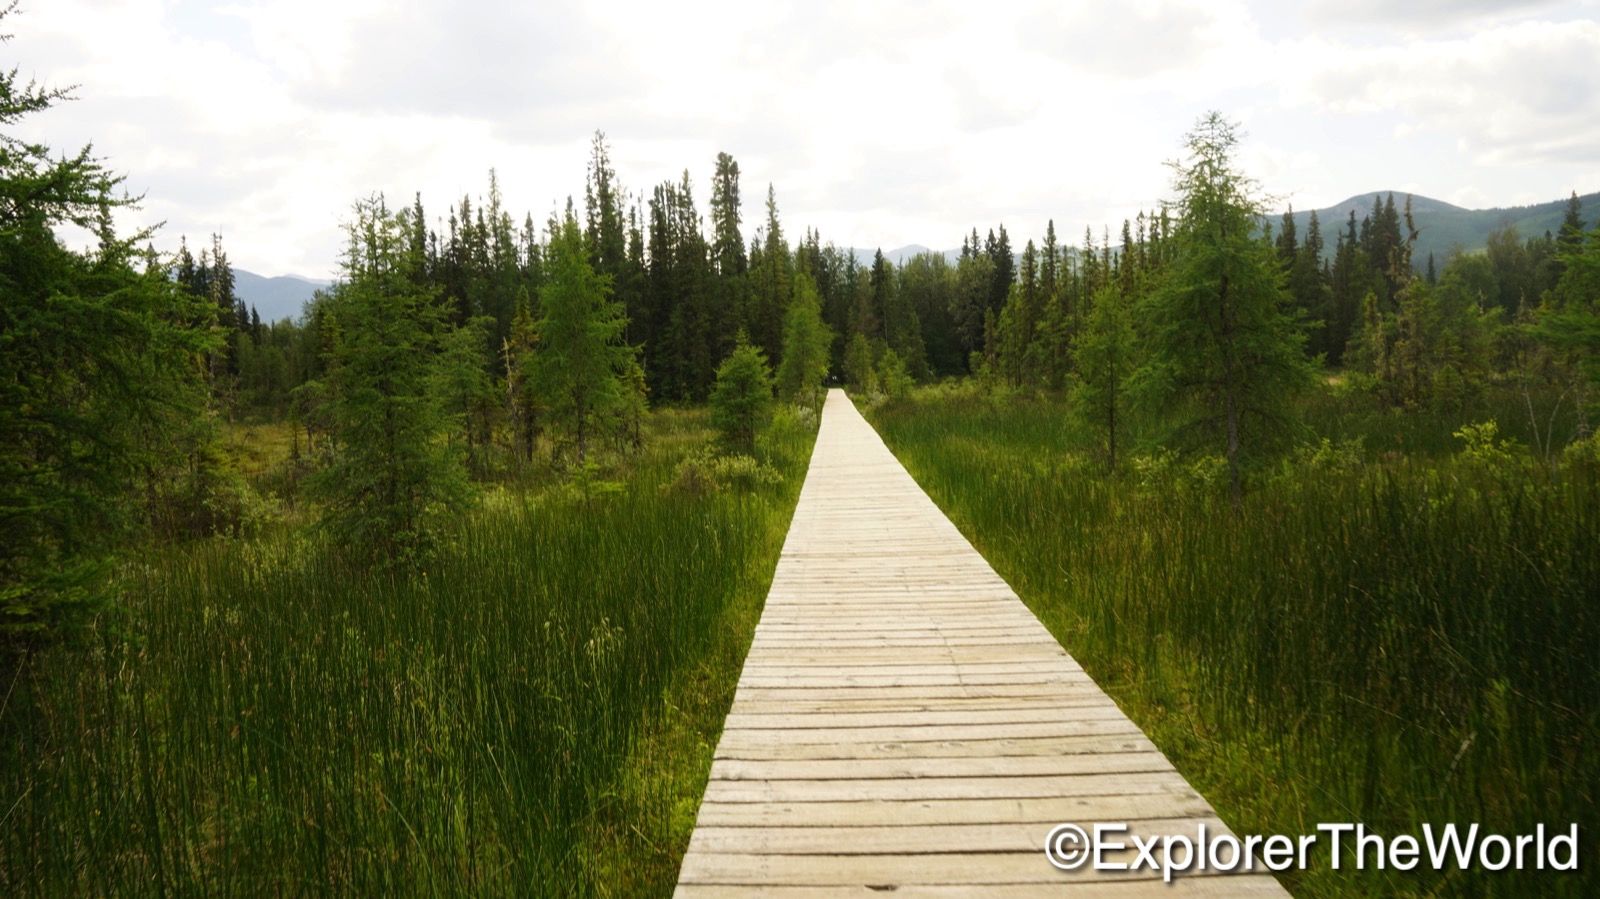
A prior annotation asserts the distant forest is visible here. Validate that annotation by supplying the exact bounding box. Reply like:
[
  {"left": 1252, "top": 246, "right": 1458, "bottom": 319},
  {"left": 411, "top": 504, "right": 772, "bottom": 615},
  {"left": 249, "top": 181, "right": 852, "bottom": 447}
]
[{"left": 194, "top": 133, "right": 1592, "bottom": 424}]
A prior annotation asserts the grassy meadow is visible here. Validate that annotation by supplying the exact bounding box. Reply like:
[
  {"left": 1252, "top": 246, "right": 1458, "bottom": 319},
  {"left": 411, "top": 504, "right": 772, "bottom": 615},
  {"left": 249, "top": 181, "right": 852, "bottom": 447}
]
[
  {"left": 1, "top": 405, "right": 817, "bottom": 897},
  {"left": 864, "top": 383, "right": 1598, "bottom": 897}
]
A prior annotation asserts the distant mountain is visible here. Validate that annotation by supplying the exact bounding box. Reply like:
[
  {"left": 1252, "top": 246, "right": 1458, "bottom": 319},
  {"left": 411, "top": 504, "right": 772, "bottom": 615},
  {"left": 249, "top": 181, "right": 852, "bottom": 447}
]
[
  {"left": 844, "top": 245, "right": 962, "bottom": 267},
  {"left": 233, "top": 269, "right": 332, "bottom": 324},
  {"left": 851, "top": 191, "right": 1597, "bottom": 276},
  {"left": 1280, "top": 190, "right": 1599, "bottom": 268}
]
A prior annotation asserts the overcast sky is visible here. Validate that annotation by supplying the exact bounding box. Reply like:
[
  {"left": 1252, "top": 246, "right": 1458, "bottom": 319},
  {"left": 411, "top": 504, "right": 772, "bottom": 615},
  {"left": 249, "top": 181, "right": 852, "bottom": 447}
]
[{"left": 15, "top": 0, "right": 1600, "bottom": 278}]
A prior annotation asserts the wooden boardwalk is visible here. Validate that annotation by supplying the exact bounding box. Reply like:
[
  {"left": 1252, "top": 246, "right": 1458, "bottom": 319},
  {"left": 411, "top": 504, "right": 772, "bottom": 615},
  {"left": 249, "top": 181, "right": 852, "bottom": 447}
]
[{"left": 675, "top": 389, "right": 1288, "bottom": 897}]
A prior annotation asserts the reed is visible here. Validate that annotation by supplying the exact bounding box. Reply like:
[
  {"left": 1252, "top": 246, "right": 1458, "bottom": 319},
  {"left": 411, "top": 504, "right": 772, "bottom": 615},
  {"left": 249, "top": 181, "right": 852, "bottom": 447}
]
[
  {"left": 867, "top": 384, "right": 1598, "bottom": 896},
  {"left": 1, "top": 405, "right": 815, "bottom": 897}
]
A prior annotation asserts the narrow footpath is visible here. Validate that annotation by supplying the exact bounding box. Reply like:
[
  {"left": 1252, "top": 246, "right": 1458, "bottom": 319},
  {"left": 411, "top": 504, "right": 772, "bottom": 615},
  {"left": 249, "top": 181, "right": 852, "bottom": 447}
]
[{"left": 675, "top": 389, "right": 1289, "bottom": 897}]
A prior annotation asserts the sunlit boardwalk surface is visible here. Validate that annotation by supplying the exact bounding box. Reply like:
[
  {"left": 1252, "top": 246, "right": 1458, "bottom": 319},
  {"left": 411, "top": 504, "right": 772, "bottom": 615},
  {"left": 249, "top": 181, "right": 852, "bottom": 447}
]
[{"left": 675, "top": 389, "right": 1288, "bottom": 896}]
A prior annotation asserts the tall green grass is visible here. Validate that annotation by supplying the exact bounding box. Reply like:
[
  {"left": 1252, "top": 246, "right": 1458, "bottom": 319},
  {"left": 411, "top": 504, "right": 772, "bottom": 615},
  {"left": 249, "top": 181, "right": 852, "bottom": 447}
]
[
  {"left": 1, "top": 406, "right": 814, "bottom": 896},
  {"left": 866, "top": 385, "right": 1597, "bottom": 897}
]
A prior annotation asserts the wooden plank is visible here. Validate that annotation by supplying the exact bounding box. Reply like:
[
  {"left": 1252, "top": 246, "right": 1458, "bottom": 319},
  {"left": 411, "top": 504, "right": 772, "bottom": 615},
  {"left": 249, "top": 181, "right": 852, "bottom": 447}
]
[
  {"left": 674, "top": 390, "right": 1286, "bottom": 895},
  {"left": 721, "top": 706, "right": 1129, "bottom": 730},
  {"left": 715, "top": 720, "right": 1146, "bottom": 748},
  {"left": 683, "top": 816, "right": 1237, "bottom": 856},
  {"left": 700, "top": 771, "right": 1197, "bottom": 804},
  {"left": 690, "top": 794, "right": 1219, "bottom": 828},
  {"left": 708, "top": 752, "right": 1174, "bottom": 782},
  {"left": 729, "top": 683, "right": 1110, "bottom": 702},
  {"left": 677, "top": 851, "right": 1262, "bottom": 886},
  {"left": 732, "top": 687, "right": 1120, "bottom": 710},
  {"left": 676, "top": 876, "right": 1289, "bottom": 897},
  {"left": 713, "top": 734, "right": 1162, "bottom": 762}
]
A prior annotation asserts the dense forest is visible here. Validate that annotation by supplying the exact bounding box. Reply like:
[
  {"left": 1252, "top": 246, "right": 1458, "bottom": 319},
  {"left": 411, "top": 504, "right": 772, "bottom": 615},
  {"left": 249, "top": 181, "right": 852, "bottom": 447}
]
[
  {"left": 4, "top": 4, "right": 1599, "bottom": 891},
  {"left": 205, "top": 136, "right": 1596, "bottom": 447}
]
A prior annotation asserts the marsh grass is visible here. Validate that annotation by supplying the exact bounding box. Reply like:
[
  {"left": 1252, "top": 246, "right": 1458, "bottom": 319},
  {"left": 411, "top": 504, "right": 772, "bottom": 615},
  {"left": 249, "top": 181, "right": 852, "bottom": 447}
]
[
  {"left": 867, "top": 384, "right": 1598, "bottom": 897},
  {"left": 2, "top": 405, "right": 815, "bottom": 897}
]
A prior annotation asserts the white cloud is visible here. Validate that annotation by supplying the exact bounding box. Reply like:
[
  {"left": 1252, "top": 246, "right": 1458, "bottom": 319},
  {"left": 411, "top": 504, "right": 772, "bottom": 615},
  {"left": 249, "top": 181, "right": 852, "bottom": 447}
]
[
  {"left": 1304, "top": 0, "right": 1568, "bottom": 28},
  {"left": 9, "top": 0, "right": 1599, "bottom": 274},
  {"left": 1292, "top": 20, "right": 1600, "bottom": 166}
]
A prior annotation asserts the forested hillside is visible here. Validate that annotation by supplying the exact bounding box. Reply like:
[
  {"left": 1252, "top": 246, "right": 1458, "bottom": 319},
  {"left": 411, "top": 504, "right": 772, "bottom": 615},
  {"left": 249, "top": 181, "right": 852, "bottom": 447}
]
[{"left": 1284, "top": 190, "right": 1600, "bottom": 270}]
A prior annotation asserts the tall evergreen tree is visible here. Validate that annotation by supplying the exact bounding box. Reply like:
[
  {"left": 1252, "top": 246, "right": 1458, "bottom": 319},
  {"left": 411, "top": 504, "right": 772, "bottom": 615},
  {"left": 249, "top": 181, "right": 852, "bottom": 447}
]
[
  {"left": 533, "top": 214, "right": 636, "bottom": 464},
  {"left": 1133, "top": 112, "right": 1315, "bottom": 506},
  {"left": 709, "top": 151, "right": 748, "bottom": 357},
  {"left": 1290, "top": 209, "right": 1335, "bottom": 361},
  {"left": 1329, "top": 210, "right": 1366, "bottom": 365},
  {"left": 1541, "top": 217, "right": 1600, "bottom": 438},
  {"left": 1042, "top": 220, "right": 1060, "bottom": 302},
  {"left": 952, "top": 250, "right": 995, "bottom": 369},
  {"left": 900, "top": 251, "right": 962, "bottom": 376},
  {"left": 986, "top": 225, "right": 1015, "bottom": 317},
  {"left": 584, "top": 132, "right": 627, "bottom": 279},
  {"left": 775, "top": 272, "right": 834, "bottom": 403},
  {"left": 2, "top": 16, "right": 221, "bottom": 655},
  {"left": 749, "top": 185, "right": 793, "bottom": 366},
  {"left": 435, "top": 315, "right": 498, "bottom": 477},
  {"left": 310, "top": 195, "right": 471, "bottom": 568},
  {"left": 1072, "top": 282, "right": 1137, "bottom": 472},
  {"left": 502, "top": 287, "right": 540, "bottom": 462}
]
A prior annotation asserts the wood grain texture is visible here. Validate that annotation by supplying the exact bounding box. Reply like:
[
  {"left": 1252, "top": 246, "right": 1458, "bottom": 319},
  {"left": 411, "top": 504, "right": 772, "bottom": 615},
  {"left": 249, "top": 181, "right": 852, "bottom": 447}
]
[{"left": 674, "top": 390, "right": 1287, "bottom": 896}]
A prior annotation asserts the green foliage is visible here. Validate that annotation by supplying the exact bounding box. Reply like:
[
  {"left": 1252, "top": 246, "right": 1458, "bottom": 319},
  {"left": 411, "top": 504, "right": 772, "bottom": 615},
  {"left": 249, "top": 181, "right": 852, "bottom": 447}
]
[
  {"left": 667, "top": 449, "right": 784, "bottom": 496},
  {"left": 1539, "top": 224, "right": 1600, "bottom": 435},
  {"left": 1454, "top": 419, "right": 1525, "bottom": 475},
  {"left": 308, "top": 195, "right": 472, "bottom": 570},
  {"left": 775, "top": 271, "right": 833, "bottom": 403},
  {"left": 709, "top": 335, "right": 775, "bottom": 453},
  {"left": 951, "top": 250, "right": 995, "bottom": 366},
  {"left": 0, "top": 8, "right": 220, "bottom": 658},
  {"left": 843, "top": 331, "right": 878, "bottom": 392},
  {"left": 435, "top": 314, "right": 499, "bottom": 477},
  {"left": 1134, "top": 112, "right": 1316, "bottom": 502},
  {"left": 502, "top": 286, "right": 541, "bottom": 462},
  {"left": 876, "top": 347, "right": 914, "bottom": 400},
  {"left": 869, "top": 390, "right": 1600, "bottom": 898},
  {"left": 534, "top": 215, "right": 637, "bottom": 464},
  {"left": 1, "top": 407, "right": 816, "bottom": 895},
  {"left": 748, "top": 185, "right": 793, "bottom": 365},
  {"left": 1070, "top": 282, "right": 1137, "bottom": 471}
]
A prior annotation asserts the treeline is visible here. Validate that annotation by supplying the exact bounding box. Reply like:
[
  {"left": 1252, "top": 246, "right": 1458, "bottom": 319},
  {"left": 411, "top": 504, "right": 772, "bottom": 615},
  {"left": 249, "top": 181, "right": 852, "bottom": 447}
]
[{"left": 218, "top": 134, "right": 1595, "bottom": 463}]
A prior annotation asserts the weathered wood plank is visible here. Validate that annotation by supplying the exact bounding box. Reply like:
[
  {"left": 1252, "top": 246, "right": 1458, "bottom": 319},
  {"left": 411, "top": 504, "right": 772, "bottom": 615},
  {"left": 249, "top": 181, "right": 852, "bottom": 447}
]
[
  {"left": 677, "top": 851, "right": 1260, "bottom": 886},
  {"left": 700, "top": 771, "right": 1198, "bottom": 804},
  {"left": 708, "top": 752, "right": 1174, "bottom": 782},
  {"left": 690, "top": 794, "right": 1219, "bottom": 828},
  {"left": 675, "top": 876, "right": 1289, "bottom": 897},
  {"left": 683, "top": 816, "right": 1236, "bottom": 856},
  {"left": 713, "top": 734, "right": 1162, "bottom": 762}
]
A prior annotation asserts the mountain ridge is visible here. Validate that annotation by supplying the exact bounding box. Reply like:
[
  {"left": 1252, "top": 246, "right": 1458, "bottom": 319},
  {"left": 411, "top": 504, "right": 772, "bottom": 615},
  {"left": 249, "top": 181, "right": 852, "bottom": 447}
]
[{"left": 1279, "top": 190, "right": 1597, "bottom": 266}]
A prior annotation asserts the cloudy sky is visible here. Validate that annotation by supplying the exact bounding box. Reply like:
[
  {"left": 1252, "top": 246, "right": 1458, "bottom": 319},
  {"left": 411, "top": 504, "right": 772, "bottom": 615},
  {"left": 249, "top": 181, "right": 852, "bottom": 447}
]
[{"left": 14, "top": 0, "right": 1600, "bottom": 278}]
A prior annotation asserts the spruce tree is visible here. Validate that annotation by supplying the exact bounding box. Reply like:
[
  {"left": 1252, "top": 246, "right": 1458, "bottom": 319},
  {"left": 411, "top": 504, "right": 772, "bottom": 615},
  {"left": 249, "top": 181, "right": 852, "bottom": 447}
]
[
  {"left": 710, "top": 151, "right": 749, "bottom": 357},
  {"left": 435, "top": 315, "right": 498, "bottom": 477},
  {"left": 533, "top": 214, "right": 636, "bottom": 465},
  {"left": 1134, "top": 112, "right": 1315, "bottom": 506},
  {"left": 710, "top": 334, "right": 774, "bottom": 454},
  {"left": 1072, "top": 282, "right": 1136, "bottom": 472},
  {"left": 2, "top": 12, "right": 221, "bottom": 655},
  {"left": 775, "top": 272, "right": 834, "bottom": 403},
  {"left": 749, "top": 185, "right": 793, "bottom": 365},
  {"left": 844, "top": 332, "right": 878, "bottom": 393},
  {"left": 310, "top": 195, "right": 471, "bottom": 568},
  {"left": 503, "top": 286, "right": 541, "bottom": 462}
]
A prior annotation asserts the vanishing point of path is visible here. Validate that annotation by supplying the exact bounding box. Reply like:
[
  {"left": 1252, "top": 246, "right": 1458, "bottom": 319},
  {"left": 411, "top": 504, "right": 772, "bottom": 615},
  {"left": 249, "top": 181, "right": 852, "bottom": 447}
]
[{"left": 675, "top": 389, "right": 1289, "bottom": 897}]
